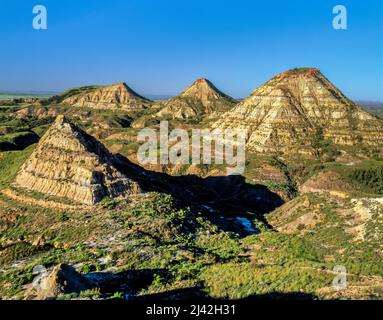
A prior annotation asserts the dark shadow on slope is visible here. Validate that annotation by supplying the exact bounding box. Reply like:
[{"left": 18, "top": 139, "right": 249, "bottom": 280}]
[
  {"left": 113, "top": 155, "right": 284, "bottom": 235},
  {"left": 59, "top": 266, "right": 318, "bottom": 301},
  {"left": 240, "top": 292, "right": 318, "bottom": 300},
  {"left": 131, "top": 286, "right": 205, "bottom": 300},
  {"left": 133, "top": 288, "right": 317, "bottom": 300},
  {"left": 0, "top": 141, "right": 18, "bottom": 151},
  {"left": 83, "top": 268, "right": 169, "bottom": 296},
  {"left": 0, "top": 131, "right": 40, "bottom": 151},
  {"left": 67, "top": 266, "right": 317, "bottom": 301}
]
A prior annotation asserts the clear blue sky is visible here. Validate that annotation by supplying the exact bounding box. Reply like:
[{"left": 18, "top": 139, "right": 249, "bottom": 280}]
[{"left": 0, "top": 0, "right": 382, "bottom": 100}]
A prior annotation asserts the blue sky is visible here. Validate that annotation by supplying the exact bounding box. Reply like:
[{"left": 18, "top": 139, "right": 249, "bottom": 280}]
[{"left": 0, "top": 0, "right": 382, "bottom": 100}]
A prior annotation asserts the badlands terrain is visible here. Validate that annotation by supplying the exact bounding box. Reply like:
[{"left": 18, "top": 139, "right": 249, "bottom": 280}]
[{"left": 0, "top": 68, "right": 382, "bottom": 300}]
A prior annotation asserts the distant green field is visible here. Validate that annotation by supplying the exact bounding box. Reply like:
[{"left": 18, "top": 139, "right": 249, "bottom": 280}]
[
  {"left": 0, "top": 95, "right": 17, "bottom": 100},
  {"left": 0, "top": 92, "right": 54, "bottom": 101},
  {"left": 0, "top": 105, "right": 20, "bottom": 109}
]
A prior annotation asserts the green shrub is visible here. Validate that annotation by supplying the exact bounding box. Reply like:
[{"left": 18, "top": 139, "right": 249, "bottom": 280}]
[
  {"left": 201, "top": 262, "right": 332, "bottom": 299},
  {"left": 80, "top": 263, "right": 90, "bottom": 274},
  {"left": 57, "top": 212, "right": 69, "bottom": 221},
  {"left": 150, "top": 274, "right": 167, "bottom": 288},
  {"left": 131, "top": 193, "right": 190, "bottom": 222},
  {"left": 111, "top": 291, "right": 124, "bottom": 299},
  {"left": 79, "top": 288, "right": 101, "bottom": 298},
  {"left": 311, "top": 127, "right": 340, "bottom": 161},
  {"left": 0, "top": 146, "right": 35, "bottom": 187},
  {"left": 196, "top": 232, "right": 243, "bottom": 261},
  {"left": 100, "top": 197, "right": 117, "bottom": 210},
  {"left": 170, "top": 261, "right": 202, "bottom": 280},
  {"left": 349, "top": 165, "right": 383, "bottom": 194}
]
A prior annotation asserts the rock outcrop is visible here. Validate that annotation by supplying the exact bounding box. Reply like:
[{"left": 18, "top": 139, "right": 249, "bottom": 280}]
[
  {"left": 32, "top": 264, "right": 92, "bottom": 299},
  {"left": 300, "top": 171, "right": 351, "bottom": 196},
  {"left": 62, "top": 82, "right": 152, "bottom": 110},
  {"left": 212, "top": 68, "right": 383, "bottom": 153},
  {"left": 157, "top": 78, "right": 237, "bottom": 119},
  {"left": 14, "top": 115, "right": 141, "bottom": 205},
  {"left": 14, "top": 105, "right": 60, "bottom": 120}
]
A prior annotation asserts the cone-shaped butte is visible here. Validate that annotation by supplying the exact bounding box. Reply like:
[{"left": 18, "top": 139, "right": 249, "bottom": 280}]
[
  {"left": 157, "top": 78, "right": 237, "bottom": 119},
  {"left": 212, "top": 68, "right": 383, "bottom": 153},
  {"left": 62, "top": 82, "right": 152, "bottom": 110},
  {"left": 13, "top": 115, "right": 141, "bottom": 205}
]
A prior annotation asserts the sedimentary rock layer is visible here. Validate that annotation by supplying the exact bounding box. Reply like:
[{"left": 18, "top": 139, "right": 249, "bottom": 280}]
[
  {"left": 157, "top": 78, "right": 237, "bottom": 119},
  {"left": 212, "top": 68, "right": 383, "bottom": 152},
  {"left": 14, "top": 115, "right": 141, "bottom": 205},
  {"left": 63, "top": 82, "right": 151, "bottom": 110}
]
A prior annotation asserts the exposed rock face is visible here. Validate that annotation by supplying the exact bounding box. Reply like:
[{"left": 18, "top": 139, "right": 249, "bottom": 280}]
[
  {"left": 253, "top": 164, "right": 288, "bottom": 183},
  {"left": 14, "top": 105, "right": 60, "bottom": 120},
  {"left": 32, "top": 264, "right": 92, "bottom": 299},
  {"left": 0, "top": 131, "right": 39, "bottom": 151},
  {"left": 14, "top": 115, "right": 141, "bottom": 205},
  {"left": 268, "top": 195, "right": 323, "bottom": 235},
  {"left": 212, "top": 68, "right": 383, "bottom": 153},
  {"left": 300, "top": 171, "right": 351, "bottom": 195},
  {"left": 157, "top": 78, "right": 237, "bottom": 119},
  {"left": 62, "top": 82, "right": 152, "bottom": 110}
]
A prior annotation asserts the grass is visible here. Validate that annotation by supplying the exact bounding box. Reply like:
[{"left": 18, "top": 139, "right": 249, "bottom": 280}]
[
  {"left": 0, "top": 145, "right": 35, "bottom": 187},
  {"left": 195, "top": 232, "right": 243, "bottom": 261},
  {"left": 0, "top": 191, "right": 242, "bottom": 298},
  {"left": 202, "top": 262, "right": 333, "bottom": 299},
  {"left": 270, "top": 193, "right": 383, "bottom": 276},
  {"left": 99, "top": 197, "right": 117, "bottom": 210},
  {"left": 0, "top": 162, "right": 382, "bottom": 299},
  {"left": 348, "top": 165, "right": 383, "bottom": 194},
  {"left": 201, "top": 198, "right": 383, "bottom": 299},
  {"left": 320, "top": 159, "right": 383, "bottom": 196},
  {"left": 0, "top": 93, "right": 51, "bottom": 100},
  {"left": 44, "top": 85, "right": 102, "bottom": 105},
  {"left": 130, "top": 193, "right": 190, "bottom": 223},
  {"left": 0, "top": 100, "right": 382, "bottom": 299},
  {"left": 0, "top": 131, "right": 39, "bottom": 151},
  {"left": 0, "top": 105, "right": 21, "bottom": 109}
]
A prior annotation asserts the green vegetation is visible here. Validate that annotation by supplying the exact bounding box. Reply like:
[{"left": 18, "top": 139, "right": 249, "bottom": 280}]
[
  {"left": 349, "top": 165, "right": 383, "bottom": 194},
  {"left": 44, "top": 85, "right": 102, "bottom": 105},
  {"left": 130, "top": 193, "right": 190, "bottom": 223},
  {"left": 311, "top": 127, "right": 341, "bottom": 161},
  {"left": 99, "top": 197, "right": 117, "bottom": 210},
  {"left": 196, "top": 232, "right": 242, "bottom": 261},
  {"left": 0, "top": 242, "right": 47, "bottom": 265},
  {"left": 0, "top": 93, "right": 51, "bottom": 100},
  {"left": 0, "top": 146, "right": 35, "bottom": 187},
  {"left": 0, "top": 131, "right": 39, "bottom": 151},
  {"left": 269, "top": 155, "right": 298, "bottom": 198},
  {"left": 0, "top": 89, "right": 383, "bottom": 300},
  {"left": 284, "top": 67, "right": 319, "bottom": 76},
  {"left": 202, "top": 263, "right": 332, "bottom": 299}
]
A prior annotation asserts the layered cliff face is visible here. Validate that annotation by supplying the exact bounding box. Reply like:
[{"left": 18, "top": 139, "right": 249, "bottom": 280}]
[
  {"left": 13, "top": 115, "right": 141, "bottom": 205},
  {"left": 212, "top": 68, "right": 383, "bottom": 153},
  {"left": 62, "top": 82, "right": 152, "bottom": 110},
  {"left": 157, "top": 78, "right": 237, "bottom": 119}
]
